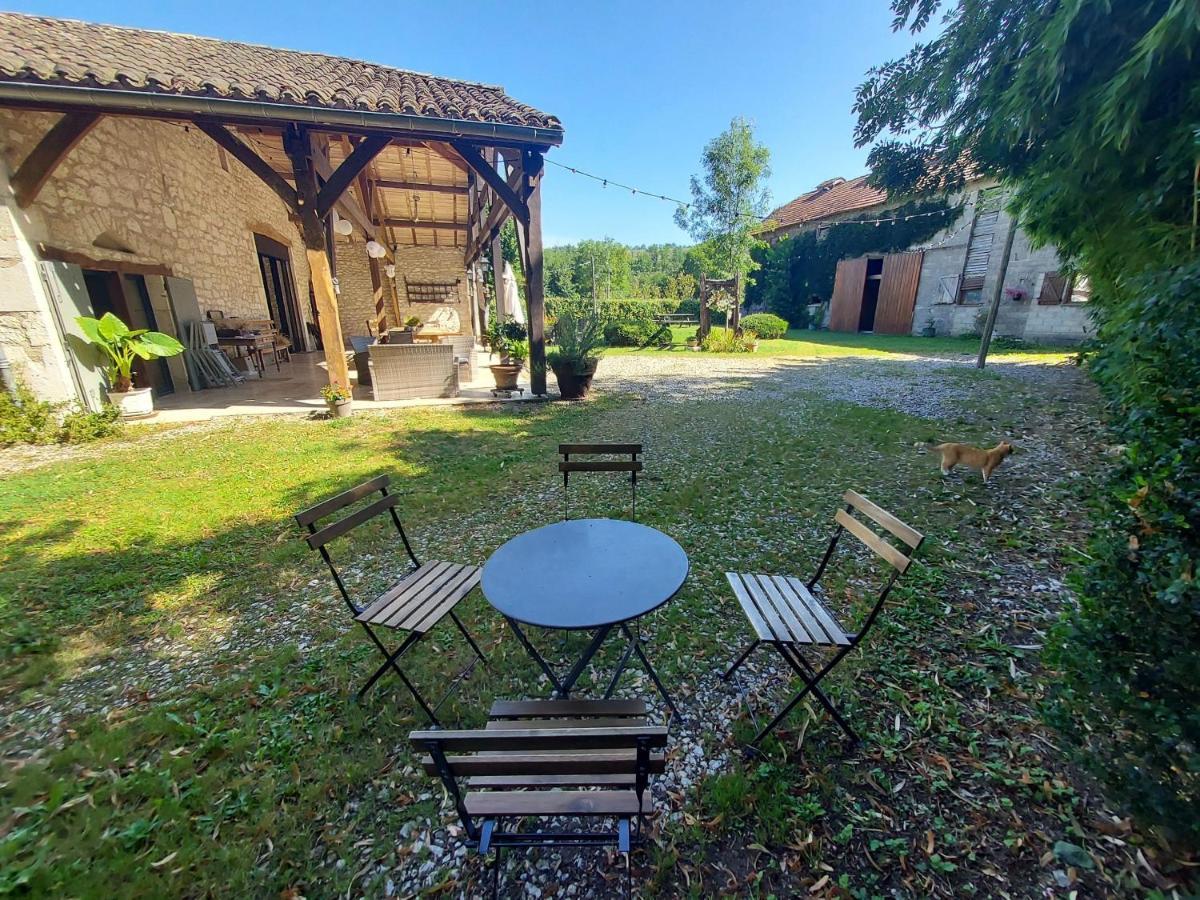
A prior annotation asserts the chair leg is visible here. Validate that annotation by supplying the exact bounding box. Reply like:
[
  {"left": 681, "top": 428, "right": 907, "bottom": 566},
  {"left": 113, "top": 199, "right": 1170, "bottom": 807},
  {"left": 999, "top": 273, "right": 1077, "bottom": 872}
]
[
  {"left": 358, "top": 626, "right": 440, "bottom": 726},
  {"left": 779, "top": 646, "right": 860, "bottom": 744},
  {"left": 490, "top": 846, "right": 503, "bottom": 900},
  {"left": 750, "top": 642, "right": 856, "bottom": 747},
  {"left": 449, "top": 609, "right": 489, "bottom": 668},
  {"left": 721, "top": 640, "right": 761, "bottom": 682}
]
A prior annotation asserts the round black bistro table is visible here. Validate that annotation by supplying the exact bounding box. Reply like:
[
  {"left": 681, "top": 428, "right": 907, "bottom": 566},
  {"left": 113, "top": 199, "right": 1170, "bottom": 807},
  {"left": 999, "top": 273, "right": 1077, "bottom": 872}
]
[{"left": 482, "top": 518, "right": 689, "bottom": 714}]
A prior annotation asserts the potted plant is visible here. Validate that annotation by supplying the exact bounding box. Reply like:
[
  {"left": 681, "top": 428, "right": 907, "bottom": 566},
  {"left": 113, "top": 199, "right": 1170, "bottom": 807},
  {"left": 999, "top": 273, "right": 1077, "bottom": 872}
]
[
  {"left": 75, "top": 312, "right": 184, "bottom": 418},
  {"left": 548, "top": 310, "right": 602, "bottom": 400},
  {"left": 403, "top": 315, "right": 422, "bottom": 331},
  {"left": 320, "top": 383, "right": 353, "bottom": 418},
  {"left": 487, "top": 318, "right": 529, "bottom": 392}
]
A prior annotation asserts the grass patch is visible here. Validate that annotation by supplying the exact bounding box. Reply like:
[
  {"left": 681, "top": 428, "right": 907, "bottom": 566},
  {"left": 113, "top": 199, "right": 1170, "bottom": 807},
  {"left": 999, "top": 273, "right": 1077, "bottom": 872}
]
[
  {"left": 0, "top": 361, "right": 1157, "bottom": 897},
  {"left": 605, "top": 327, "right": 1077, "bottom": 363}
]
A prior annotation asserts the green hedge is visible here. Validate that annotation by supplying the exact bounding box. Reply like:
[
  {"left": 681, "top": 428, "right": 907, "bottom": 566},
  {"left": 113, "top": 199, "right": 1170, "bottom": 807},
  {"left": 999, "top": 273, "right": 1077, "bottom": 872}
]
[
  {"left": 740, "top": 313, "right": 789, "bottom": 340},
  {"left": 603, "top": 321, "right": 659, "bottom": 347},
  {"left": 547, "top": 298, "right": 676, "bottom": 326}
]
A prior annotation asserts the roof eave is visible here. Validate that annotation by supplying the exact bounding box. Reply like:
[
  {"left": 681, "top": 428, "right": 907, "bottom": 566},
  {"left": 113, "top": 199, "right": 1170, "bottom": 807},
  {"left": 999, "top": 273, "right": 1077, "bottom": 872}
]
[{"left": 0, "top": 81, "right": 565, "bottom": 147}]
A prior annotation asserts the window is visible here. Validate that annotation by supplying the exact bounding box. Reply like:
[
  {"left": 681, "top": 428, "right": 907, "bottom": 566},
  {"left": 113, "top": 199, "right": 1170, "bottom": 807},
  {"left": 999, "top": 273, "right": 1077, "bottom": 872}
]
[
  {"left": 958, "top": 275, "right": 985, "bottom": 305},
  {"left": 1068, "top": 275, "right": 1091, "bottom": 303},
  {"left": 1038, "top": 271, "right": 1089, "bottom": 304}
]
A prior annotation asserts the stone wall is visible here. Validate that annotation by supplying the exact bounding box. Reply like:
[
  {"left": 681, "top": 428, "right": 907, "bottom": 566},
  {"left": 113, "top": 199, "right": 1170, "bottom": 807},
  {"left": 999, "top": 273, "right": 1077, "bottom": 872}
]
[
  {"left": 0, "top": 167, "right": 77, "bottom": 402},
  {"left": 0, "top": 109, "right": 313, "bottom": 400},
  {"left": 394, "top": 245, "right": 473, "bottom": 336},
  {"left": 911, "top": 193, "right": 1093, "bottom": 342}
]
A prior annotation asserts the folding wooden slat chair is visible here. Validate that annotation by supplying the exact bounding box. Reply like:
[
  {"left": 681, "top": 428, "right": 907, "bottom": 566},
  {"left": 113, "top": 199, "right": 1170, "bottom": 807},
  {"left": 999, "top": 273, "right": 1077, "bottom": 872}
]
[
  {"left": 721, "top": 490, "right": 924, "bottom": 748},
  {"left": 559, "top": 443, "right": 643, "bottom": 520},
  {"left": 295, "top": 475, "right": 488, "bottom": 726},
  {"left": 411, "top": 698, "right": 667, "bottom": 898}
]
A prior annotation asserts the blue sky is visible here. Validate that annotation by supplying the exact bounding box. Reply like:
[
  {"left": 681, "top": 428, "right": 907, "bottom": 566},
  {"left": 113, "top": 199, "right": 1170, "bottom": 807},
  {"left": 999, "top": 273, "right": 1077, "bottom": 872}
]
[{"left": 13, "top": 1, "right": 923, "bottom": 247}]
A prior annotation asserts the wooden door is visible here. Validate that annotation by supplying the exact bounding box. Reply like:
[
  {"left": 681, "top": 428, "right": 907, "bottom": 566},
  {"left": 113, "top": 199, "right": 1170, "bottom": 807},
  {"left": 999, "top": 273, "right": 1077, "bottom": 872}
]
[
  {"left": 828, "top": 257, "right": 869, "bottom": 332},
  {"left": 39, "top": 261, "right": 106, "bottom": 411},
  {"left": 874, "top": 251, "right": 925, "bottom": 335}
]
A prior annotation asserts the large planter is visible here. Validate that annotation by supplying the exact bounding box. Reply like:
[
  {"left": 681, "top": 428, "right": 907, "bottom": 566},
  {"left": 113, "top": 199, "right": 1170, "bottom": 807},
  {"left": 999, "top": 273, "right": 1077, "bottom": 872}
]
[
  {"left": 489, "top": 363, "right": 524, "bottom": 391},
  {"left": 551, "top": 360, "right": 598, "bottom": 401},
  {"left": 106, "top": 386, "right": 154, "bottom": 419},
  {"left": 326, "top": 398, "right": 353, "bottom": 419}
]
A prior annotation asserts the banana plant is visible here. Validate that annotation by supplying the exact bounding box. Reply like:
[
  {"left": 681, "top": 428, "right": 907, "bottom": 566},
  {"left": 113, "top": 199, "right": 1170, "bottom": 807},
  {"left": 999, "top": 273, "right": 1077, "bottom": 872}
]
[{"left": 75, "top": 312, "right": 184, "bottom": 393}]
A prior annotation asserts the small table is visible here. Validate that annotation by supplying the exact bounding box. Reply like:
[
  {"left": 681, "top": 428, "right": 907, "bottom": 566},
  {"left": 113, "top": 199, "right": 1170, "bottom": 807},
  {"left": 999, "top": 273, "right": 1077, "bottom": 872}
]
[
  {"left": 218, "top": 334, "right": 277, "bottom": 375},
  {"left": 482, "top": 518, "right": 688, "bottom": 715}
]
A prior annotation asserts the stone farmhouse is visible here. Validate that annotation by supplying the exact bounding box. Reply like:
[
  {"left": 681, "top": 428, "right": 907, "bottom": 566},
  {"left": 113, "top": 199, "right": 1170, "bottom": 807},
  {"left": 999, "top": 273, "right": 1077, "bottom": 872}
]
[
  {"left": 760, "top": 175, "right": 1093, "bottom": 343},
  {"left": 0, "top": 13, "right": 561, "bottom": 412}
]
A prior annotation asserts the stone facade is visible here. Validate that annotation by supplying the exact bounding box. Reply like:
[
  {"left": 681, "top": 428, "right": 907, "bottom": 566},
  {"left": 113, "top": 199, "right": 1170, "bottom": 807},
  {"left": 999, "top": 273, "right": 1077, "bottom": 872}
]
[
  {"left": 332, "top": 242, "right": 472, "bottom": 342},
  {"left": 0, "top": 109, "right": 312, "bottom": 401},
  {"left": 910, "top": 190, "right": 1092, "bottom": 342},
  {"left": 770, "top": 181, "right": 1094, "bottom": 343}
]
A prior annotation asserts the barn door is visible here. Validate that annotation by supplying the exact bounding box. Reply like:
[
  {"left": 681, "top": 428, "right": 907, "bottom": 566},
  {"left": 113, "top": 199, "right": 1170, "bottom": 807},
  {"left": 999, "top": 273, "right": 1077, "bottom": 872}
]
[
  {"left": 828, "top": 257, "right": 869, "bottom": 332},
  {"left": 39, "top": 260, "right": 106, "bottom": 411},
  {"left": 874, "top": 251, "right": 925, "bottom": 335}
]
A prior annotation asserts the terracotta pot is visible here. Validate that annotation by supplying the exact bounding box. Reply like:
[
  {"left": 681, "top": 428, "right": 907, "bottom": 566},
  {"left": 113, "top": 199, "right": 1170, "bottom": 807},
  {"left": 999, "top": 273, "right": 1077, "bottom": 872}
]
[
  {"left": 551, "top": 360, "right": 598, "bottom": 401},
  {"left": 326, "top": 398, "right": 353, "bottom": 418},
  {"left": 490, "top": 363, "right": 523, "bottom": 391},
  {"left": 106, "top": 386, "right": 154, "bottom": 418}
]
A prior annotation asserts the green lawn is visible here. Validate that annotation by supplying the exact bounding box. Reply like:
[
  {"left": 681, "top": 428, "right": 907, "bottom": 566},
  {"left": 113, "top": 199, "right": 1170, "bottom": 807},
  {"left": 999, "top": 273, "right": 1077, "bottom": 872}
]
[
  {"left": 0, "top": 359, "right": 1164, "bottom": 897},
  {"left": 604, "top": 327, "right": 1079, "bottom": 364}
]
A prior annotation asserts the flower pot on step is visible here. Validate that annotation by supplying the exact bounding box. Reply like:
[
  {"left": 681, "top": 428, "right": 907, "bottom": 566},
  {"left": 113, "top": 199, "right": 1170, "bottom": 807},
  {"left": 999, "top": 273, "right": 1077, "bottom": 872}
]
[
  {"left": 551, "top": 360, "right": 598, "bottom": 401},
  {"left": 326, "top": 398, "right": 353, "bottom": 419},
  {"left": 490, "top": 363, "right": 523, "bottom": 391},
  {"left": 106, "top": 386, "right": 155, "bottom": 418}
]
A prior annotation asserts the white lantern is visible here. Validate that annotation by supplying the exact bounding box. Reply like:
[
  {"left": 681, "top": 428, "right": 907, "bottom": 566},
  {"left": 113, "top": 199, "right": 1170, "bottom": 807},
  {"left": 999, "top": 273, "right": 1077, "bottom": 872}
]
[
  {"left": 333, "top": 216, "right": 353, "bottom": 236},
  {"left": 366, "top": 240, "right": 386, "bottom": 259},
  {"left": 385, "top": 263, "right": 396, "bottom": 278}
]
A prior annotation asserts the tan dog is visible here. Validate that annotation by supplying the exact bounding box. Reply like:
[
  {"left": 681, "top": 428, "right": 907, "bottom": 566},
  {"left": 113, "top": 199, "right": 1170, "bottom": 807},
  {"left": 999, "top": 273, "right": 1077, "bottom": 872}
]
[{"left": 933, "top": 441, "right": 1014, "bottom": 482}]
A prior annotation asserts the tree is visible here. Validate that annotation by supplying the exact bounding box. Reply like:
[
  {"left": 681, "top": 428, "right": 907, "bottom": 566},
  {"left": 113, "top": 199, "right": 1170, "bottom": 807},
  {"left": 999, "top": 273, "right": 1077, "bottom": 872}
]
[
  {"left": 854, "top": 0, "right": 1200, "bottom": 844},
  {"left": 675, "top": 117, "right": 771, "bottom": 325}
]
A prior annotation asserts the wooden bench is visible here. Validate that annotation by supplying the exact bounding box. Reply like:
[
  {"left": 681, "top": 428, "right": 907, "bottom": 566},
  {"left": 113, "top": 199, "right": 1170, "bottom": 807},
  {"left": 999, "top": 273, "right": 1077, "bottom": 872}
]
[{"left": 411, "top": 698, "right": 667, "bottom": 896}]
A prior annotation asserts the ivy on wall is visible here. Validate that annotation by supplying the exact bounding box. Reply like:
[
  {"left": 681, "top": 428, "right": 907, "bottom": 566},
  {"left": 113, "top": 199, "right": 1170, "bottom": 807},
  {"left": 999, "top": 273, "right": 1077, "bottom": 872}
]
[{"left": 746, "top": 198, "right": 961, "bottom": 326}]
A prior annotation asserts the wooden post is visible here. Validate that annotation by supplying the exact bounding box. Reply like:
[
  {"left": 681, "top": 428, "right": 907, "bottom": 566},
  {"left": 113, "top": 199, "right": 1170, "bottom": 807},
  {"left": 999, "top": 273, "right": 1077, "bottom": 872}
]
[
  {"left": 283, "top": 126, "right": 350, "bottom": 391},
  {"left": 699, "top": 277, "right": 711, "bottom": 339},
  {"left": 731, "top": 271, "right": 743, "bottom": 333},
  {"left": 522, "top": 151, "right": 547, "bottom": 396},
  {"left": 976, "top": 214, "right": 1018, "bottom": 369},
  {"left": 368, "top": 255, "right": 387, "bottom": 335}
]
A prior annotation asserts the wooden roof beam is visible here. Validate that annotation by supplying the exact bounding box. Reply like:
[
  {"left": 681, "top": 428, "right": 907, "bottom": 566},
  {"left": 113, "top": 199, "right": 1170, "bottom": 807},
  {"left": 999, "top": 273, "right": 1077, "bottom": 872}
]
[
  {"left": 380, "top": 219, "right": 466, "bottom": 231},
  {"left": 451, "top": 140, "right": 529, "bottom": 225},
  {"left": 374, "top": 179, "right": 467, "bottom": 195},
  {"left": 315, "top": 134, "right": 391, "bottom": 219},
  {"left": 12, "top": 111, "right": 102, "bottom": 208}
]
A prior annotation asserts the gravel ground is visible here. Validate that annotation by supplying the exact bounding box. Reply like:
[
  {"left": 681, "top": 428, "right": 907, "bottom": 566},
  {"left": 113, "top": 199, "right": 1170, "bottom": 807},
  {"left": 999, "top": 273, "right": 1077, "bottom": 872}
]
[{"left": 1, "top": 350, "right": 1103, "bottom": 898}]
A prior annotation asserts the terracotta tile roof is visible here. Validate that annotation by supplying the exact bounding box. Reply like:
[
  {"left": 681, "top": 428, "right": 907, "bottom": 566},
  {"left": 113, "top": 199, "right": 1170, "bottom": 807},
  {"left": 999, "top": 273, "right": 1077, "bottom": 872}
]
[
  {"left": 764, "top": 175, "right": 887, "bottom": 233},
  {"left": 0, "top": 13, "right": 561, "bottom": 132}
]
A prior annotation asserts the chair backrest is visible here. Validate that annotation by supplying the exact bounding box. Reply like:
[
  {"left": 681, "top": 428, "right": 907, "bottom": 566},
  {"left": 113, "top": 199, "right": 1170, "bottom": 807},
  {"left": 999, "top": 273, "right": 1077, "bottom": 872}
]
[
  {"left": 410, "top": 721, "right": 668, "bottom": 843},
  {"left": 810, "top": 490, "right": 924, "bottom": 638},
  {"left": 559, "top": 442, "right": 644, "bottom": 520},
  {"left": 294, "top": 475, "right": 420, "bottom": 614}
]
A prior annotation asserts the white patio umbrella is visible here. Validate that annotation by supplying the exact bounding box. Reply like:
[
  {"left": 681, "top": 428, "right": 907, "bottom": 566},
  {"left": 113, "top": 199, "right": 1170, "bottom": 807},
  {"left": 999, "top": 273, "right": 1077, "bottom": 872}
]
[{"left": 501, "top": 261, "right": 525, "bottom": 324}]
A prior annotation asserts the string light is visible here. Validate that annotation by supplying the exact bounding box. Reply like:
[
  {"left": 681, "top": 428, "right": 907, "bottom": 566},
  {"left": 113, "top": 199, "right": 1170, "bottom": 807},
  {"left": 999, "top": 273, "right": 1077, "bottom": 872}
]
[
  {"left": 545, "top": 158, "right": 690, "bottom": 209},
  {"left": 544, "top": 156, "right": 974, "bottom": 241}
]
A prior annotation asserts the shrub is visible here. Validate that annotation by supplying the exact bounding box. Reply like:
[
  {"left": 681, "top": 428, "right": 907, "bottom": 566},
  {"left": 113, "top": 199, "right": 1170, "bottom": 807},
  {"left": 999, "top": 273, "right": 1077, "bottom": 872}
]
[
  {"left": 1045, "top": 262, "right": 1200, "bottom": 845},
  {"left": 701, "top": 329, "right": 754, "bottom": 353},
  {"left": 546, "top": 298, "right": 675, "bottom": 327},
  {"left": 0, "top": 380, "right": 123, "bottom": 446},
  {"left": 741, "top": 313, "right": 788, "bottom": 340},
  {"left": 603, "top": 321, "right": 658, "bottom": 347}
]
